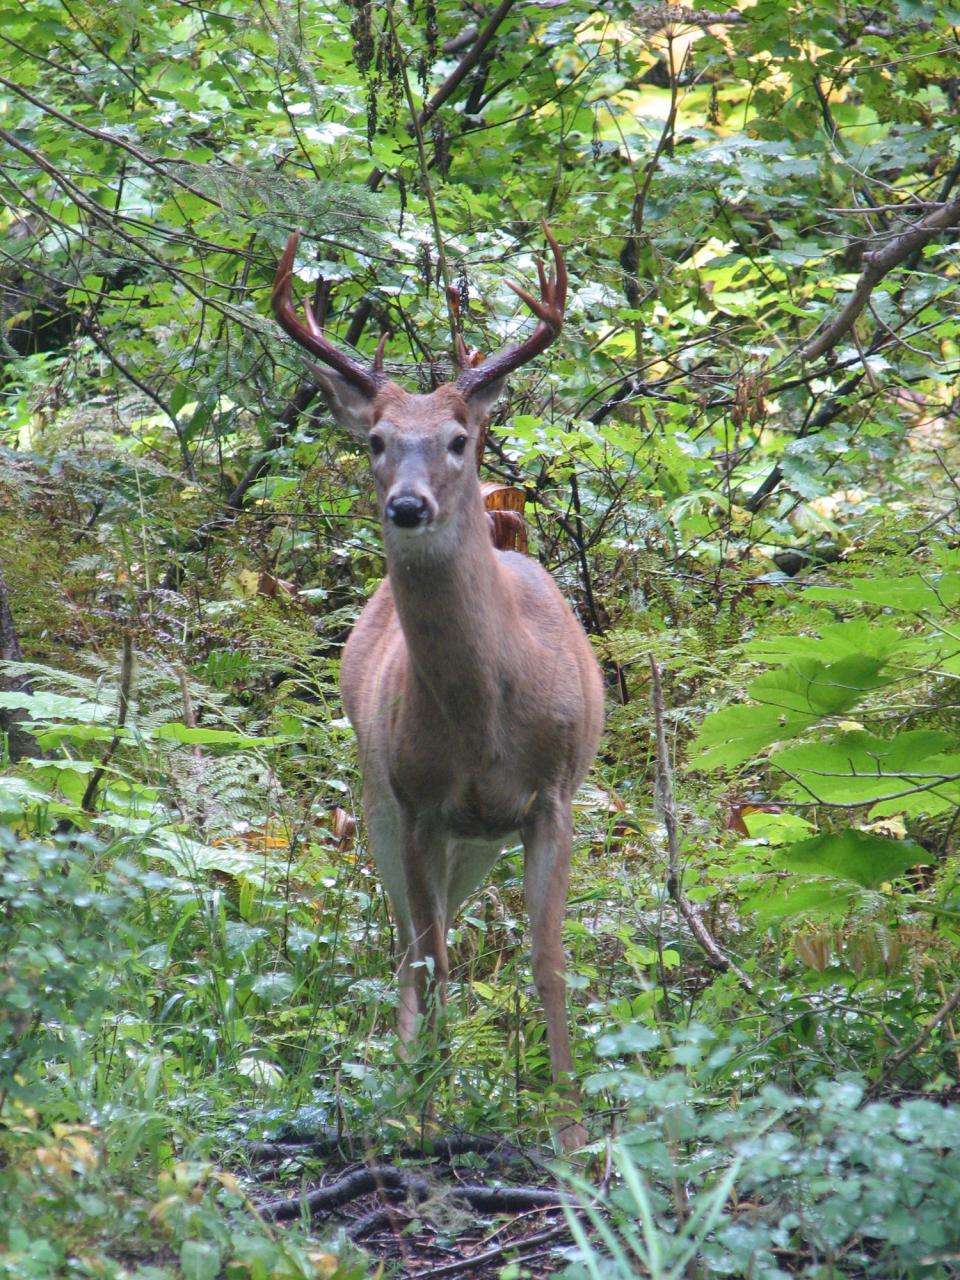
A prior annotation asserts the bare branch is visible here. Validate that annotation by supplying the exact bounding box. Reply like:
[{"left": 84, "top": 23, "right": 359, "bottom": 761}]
[
  {"left": 80, "top": 632, "right": 135, "bottom": 814},
  {"left": 419, "top": 0, "right": 518, "bottom": 126},
  {"left": 259, "top": 1164, "right": 568, "bottom": 1220},
  {"left": 649, "top": 655, "right": 758, "bottom": 997},
  {"left": 0, "top": 74, "right": 219, "bottom": 208},
  {"left": 800, "top": 192, "right": 960, "bottom": 363}
]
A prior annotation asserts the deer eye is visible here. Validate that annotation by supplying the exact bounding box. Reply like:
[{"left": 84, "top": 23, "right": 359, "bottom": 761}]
[
  {"left": 449, "top": 434, "right": 469, "bottom": 456},
  {"left": 369, "top": 432, "right": 385, "bottom": 457}
]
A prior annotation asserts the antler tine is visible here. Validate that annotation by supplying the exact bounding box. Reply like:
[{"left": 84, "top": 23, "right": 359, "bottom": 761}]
[
  {"left": 456, "top": 220, "right": 566, "bottom": 397},
  {"left": 447, "top": 284, "right": 472, "bottom": 371},
  {"left": 271, "top": 230, "right": 383, "bottom": 398},
  {"left": 372, "top": 330, "right": 390, "bottom": 373}
]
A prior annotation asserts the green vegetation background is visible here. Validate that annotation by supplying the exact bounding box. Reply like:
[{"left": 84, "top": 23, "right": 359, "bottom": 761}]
[{"left": 2, "top": 0, "right": 960, "bottom": 1275}]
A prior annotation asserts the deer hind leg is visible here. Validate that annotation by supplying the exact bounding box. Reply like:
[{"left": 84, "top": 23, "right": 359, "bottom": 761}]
[{"left": 521, "top": 796, "right": 588, "bottom": 1152}]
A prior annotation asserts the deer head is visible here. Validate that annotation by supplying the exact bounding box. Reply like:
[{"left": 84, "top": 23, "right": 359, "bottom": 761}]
[{"left": 271, "top": 225, "right": 566, "bottom": 549}]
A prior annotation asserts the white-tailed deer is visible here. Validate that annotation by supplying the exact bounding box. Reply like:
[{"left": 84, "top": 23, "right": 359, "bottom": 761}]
[{"left": 272, "top": 226, "right": 604, "bottom": 1150}]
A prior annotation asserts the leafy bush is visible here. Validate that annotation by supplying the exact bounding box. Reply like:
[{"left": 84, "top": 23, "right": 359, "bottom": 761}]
[
  {"left": 0, "top": 829, "right": 144, "bottom": 1108},
  {"left": 563, "top": 1064, "right": 960, "bottom": 1279}
]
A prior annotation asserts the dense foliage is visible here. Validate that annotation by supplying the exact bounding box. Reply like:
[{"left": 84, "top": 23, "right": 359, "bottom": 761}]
[{"left": 2, "top": 0, "right": 960, "bottom": 1274}]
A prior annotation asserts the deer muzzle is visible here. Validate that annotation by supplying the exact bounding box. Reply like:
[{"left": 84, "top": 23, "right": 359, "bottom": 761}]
[{"left": 385, "top": 492, "right": 435, "bottom": 529}]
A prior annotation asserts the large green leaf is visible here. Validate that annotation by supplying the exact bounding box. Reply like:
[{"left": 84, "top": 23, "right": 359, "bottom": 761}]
[
  {"left": 805, "top": 573, "right": 960, "bottom": 613},
  {"left": 745, "top": 621, "right": 912, "bottom": 664},
  {"left": 771, "top": 731, "right": 960, "bottom": 816},
  {"left": 0, "top": 691, "right": 116, "bottom": 724},
  {"left": 747, "top": 879, "right": 860, "bottom": 925},
  {"left": 153, "top": 723, "right": 283, "bottom": 748},
  {"left": 744, "top": 829, "right": 928, "bottom": 923},
  {"left": 692, "top": 656, "right": 889, "bottom": 769},
  {"left": 777, "top": 828, "right": 929, "bottom": 889}
]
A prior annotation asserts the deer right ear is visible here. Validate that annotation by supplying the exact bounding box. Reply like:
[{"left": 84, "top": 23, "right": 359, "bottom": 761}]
[{"left": 309, "top": 364, "right": 376, "bottom": 438}]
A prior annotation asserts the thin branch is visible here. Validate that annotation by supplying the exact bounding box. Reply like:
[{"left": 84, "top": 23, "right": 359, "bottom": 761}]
[
  {"left": 82, "top": 317, "right": 197, "bottom": 482},
  {"left": 418, "top": 0, "right": 517, "bottom": 127},
  {"left": 80, "top": 631, "right": 135, "bottom": 813},
  {"left": 385, "top": 0, "right": 456, "bottom": 344},
  {"left": 410, "top": 1219, "right": 576, "bottom": 1278},
  {"left": 0, "top": 75, "right": 217, "bottom": 207},
  {"left": 742, "top": 371, "right": 865, "bottom": 513},
  {"left": 649, "top": 656, "right": 758, "bottom": 997},
  {"left": 799, "top": 190, "right": 960, "bottom": 363},
  {"left": 258, "top": 1165, "right": 567, "bottom": 1221},
  {"left": 866, "top": 980, "right": 960, "bottom": 1098},
  {"left": 0, "top": 564, "right": 38, "bottom": 763}
]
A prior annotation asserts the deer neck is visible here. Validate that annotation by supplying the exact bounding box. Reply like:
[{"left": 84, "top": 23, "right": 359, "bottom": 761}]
[{"left": 384, "top": 495, "right": 512, "bottom": 724}]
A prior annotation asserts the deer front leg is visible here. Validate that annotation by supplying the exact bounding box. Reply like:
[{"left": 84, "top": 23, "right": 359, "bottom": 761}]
[
  {"left": 362, "top": 790, "right": 425, "bottom": 1049},
  {"left": 522, "top": 797, "right": 588, "bottom": 1153},
  {"left": 395, "top": 916, "right": 418, "bottom": 1050},
  {"left": 399, "top": 818, "right": 450, "bottom": 1052}
]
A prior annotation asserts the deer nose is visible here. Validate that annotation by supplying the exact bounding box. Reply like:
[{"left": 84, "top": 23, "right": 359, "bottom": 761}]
[{"left": 386, "top": 494, "right": 432, "bottom": 528}]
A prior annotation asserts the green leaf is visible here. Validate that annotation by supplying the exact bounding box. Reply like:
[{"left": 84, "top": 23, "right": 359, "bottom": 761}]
[
  {"left": 745, "top": 621, "right": 908, "bottom": 664},
  {"left": 0, "top": 775, "right": 53, "bottom": 816},
  {"left": 806, "top": 573, "right": 960, "bottom": 613},
  {"left": 691, "top": 656, "right": 888, "bottom": 769},
  {"left": 147, "top": 832, "right": 284, "bottom": 878},
  {"left": 692, "top": 703, "right": 819, "bottom": 769},
  {"left": 742, "top": 811, "right": 815, "bottom": 844},
  {"left": 180, "top": 1241, "right": 221, "bottom": 1280},
  {"left": 153, "top": 723, "right": 282, "bottom": 747},
  {"left": 746, "top": 879, "right": 860, "bottom": 924},
  {"left": 749, "top": 656, "right": 888, "bottom": 716},
  {"left": 772, "top": 731, "right": 960, "bottom": 816},
  {"left": 0, "top": 691, "right": 115, "bottom": 723},
  {"left": 35, "top": 724, "right": 125, "bottom": 748},
  {"left": 778, "top": 828, "right": 929, "bottom": 888}
]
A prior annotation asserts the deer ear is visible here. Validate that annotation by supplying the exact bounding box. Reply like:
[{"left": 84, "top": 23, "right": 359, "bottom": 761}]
[
  {"left": 462, "top": 375, "right": 507, "bottom": 425},
  {"left": 309, "top": 363, "right": 376, "bottom": 438}
]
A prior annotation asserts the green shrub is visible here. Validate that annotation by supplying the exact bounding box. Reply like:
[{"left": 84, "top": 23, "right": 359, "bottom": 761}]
[
  {"left": 561, "top": 1063, "right": 960, "bottom": 1279},
  {"left": 0, "top": 829, "right": 145, "bottom": 1110}
]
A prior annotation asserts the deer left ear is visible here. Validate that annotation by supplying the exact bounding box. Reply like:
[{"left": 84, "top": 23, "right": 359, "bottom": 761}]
[{"left": 462, "top": 375, "right": 507, "bottom": 425}]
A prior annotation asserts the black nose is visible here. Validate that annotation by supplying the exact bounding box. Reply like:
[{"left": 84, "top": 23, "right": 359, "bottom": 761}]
[{"left": 386, "top": 495, "right": 430, "bottom": 528}]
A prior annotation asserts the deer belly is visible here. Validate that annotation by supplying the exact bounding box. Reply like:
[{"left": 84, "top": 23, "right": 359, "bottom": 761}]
[{"left": 443, "top": 778, "right": 537, "bottom": 840}]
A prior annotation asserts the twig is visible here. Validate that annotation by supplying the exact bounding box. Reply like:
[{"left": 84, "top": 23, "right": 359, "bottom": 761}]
[
  {"left": 742, "top": 370, "right": 866, "bottom": 513},
  {"left": 244, "top": 1132, "right": 535, "bottom": 1170},
  {"left": 418, "top": 0, "right": 517, "bottom": 127},
  {"left": 82, "top": 317, "right": 196, "bottom": 482},
  {"left": 0, "top": 562, "right": 37, "bottom": 763},
  {"left": 409, "top": 1219, "right": 576, "bottom": 1278},
  {"left": 866, "top": 980, "right": 960, "bottom": 1098},
  {"left": 648, "top": 655, "right": 757, "bottom": 997},
  {"left": 346, "top": 1204, "right": 410, "bottom": 1240},
  {"left": 0, "top": 75, "right": 218, "bottom": 207},
  {"left": 80, "top": 631, "right": 135, "bottom": 812},
  {"left": 175, "top": 663, "right": 207, "bottom": 825},
  {"left": 258, "top": 1164, "right": 567, "bottom": 1220},
  {"left": 385, "top": 1, "right": 456, "bottom": 344}
]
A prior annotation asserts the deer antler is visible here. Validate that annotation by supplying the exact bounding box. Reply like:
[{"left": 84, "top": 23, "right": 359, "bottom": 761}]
[
  {"left": 455, "top": 221, "right": 566, "bottom": 397},
  {"left": 271, "top": 231, "right": 386, "bottom": 397}
]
